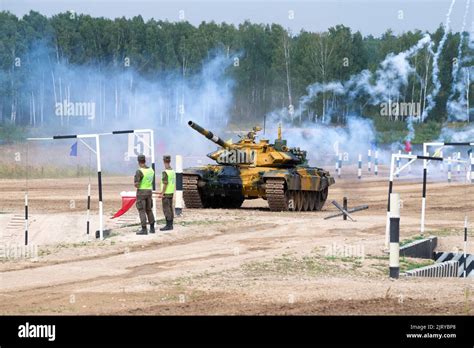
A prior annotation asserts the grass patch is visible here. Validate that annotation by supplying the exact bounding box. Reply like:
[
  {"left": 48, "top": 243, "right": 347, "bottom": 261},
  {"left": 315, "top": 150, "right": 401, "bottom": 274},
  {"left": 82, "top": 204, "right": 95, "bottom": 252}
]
[
  {"left": 126, "top": 219, "right": 221, "bottom": 228},
  {"left": 412, "top": 121, "right": 442, "bottom": 144},
  {"left": 399, "top": 257, "right": 434, "bottom": 272},
  {"left": 241, "top": 252, "right": 366, "bottom": 277},
  {"left": 399, "top": 234, "right": 426, "bottom": 247},
  {"left": 366, "top": 254, "right": 434, "bottom": 274},
  {"left": 177, "top": 219, "right": 221, "bottom": 227},
  {"left": 429, "top": 228, "right": 462, "bottom": 237}
]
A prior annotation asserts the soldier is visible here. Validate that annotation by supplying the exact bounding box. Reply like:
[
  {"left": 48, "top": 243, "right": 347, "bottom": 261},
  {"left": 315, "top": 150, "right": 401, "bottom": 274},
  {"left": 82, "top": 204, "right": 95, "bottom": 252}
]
[
  {"left": 157, "top": 155, "right": 176, "bottom": 231},
  {"left": 134, "top": 154, "right": 155, "bottom": 235}
]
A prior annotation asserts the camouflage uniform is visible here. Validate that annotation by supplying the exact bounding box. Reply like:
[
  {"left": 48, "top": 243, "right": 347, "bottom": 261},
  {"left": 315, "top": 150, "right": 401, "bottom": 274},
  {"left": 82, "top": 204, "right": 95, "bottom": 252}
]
[
  {"left": 161, "top": 170, "right": 174, "bottom": 221},
  {"left": 134, "top": 168, "right": 155, "bottom": 229}
]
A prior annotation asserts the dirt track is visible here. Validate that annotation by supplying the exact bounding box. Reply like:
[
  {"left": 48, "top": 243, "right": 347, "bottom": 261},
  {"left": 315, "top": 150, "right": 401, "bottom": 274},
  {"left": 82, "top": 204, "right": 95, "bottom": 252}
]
[{"left": 0, "top": 167, "right": 473, "bottom": 315}]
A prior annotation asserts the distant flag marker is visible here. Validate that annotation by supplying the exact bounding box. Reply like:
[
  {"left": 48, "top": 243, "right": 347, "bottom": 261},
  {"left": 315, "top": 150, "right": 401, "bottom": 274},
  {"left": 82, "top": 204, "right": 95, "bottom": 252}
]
[
  {"left": 70, "top": 141, "right": 78, "bottom": 157},
  {"left": 404, "top": 140, "right": 412, "bottom": 153}
]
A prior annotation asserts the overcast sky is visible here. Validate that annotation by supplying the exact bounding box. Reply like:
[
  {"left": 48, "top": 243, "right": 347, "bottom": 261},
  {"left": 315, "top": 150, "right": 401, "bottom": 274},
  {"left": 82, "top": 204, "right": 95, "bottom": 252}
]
[{"left": 1, "top": 0, "right": 472, "bottom": 36}]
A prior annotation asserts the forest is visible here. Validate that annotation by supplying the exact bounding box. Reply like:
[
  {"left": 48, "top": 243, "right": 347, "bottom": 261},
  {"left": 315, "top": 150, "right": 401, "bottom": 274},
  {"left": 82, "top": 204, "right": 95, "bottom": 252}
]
[{"left": 0, "top": 10, "right": 472, "bottom": 142}]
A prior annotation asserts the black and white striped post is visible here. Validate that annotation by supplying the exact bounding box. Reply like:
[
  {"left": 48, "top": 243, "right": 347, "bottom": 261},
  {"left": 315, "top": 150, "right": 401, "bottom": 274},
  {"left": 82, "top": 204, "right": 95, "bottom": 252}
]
[
  {"left": 440, "top": 150, "right": 444, "bottom": 172},
  {"left": 396, "top": 150, "right": 401, "bottom": 178},
  {"left": 337, "top": 153, "right": 342, "bottom": 178},
  {"left": 385, "top": 153, "right": 396, "bottom": 248},
  {"left": 421, "top": 157, "right": 428, "bottom": 237},
  {"left": 357, "top": 154, "right": 362, "bottom": 180},
  {"left": 374, "top": 150, "right": 378, "bottom": 176},
  {"left": 389, "top": 192, "right": 400, "bottom": 279},
  {"left": 86, "top": 183, "right": 91, "bottom": 234},
  {"left": 343, "top": 197, "right": 348, "bottom": 221},
  {"left": 464, "top": 216, "right": 468, "bottom": 278},
  {"left": 94, "top": 134, "right": 104, "bottom": 240},
  {"left": 457, "top": 152, "right": 461, "bottom": 174},
  {"left": 408, "top": 151, "right": 412, "bottom": 174},
  {"left": 421, "top": 150, "right": 429, "bottom": 237},
  {"left": 447, "top": 157, "right": 452, "bottom": 183},
  {"left": 175, "top": 155, "right": 184, "bottom": 215},
  {"left": 24, "top": 193, "right": 28, "bottom": 246},
  {"left": 367, "top": 149, "right": 372, "bottom": 172},
  {"left": 470, "top": 151, "right": 474, "bottom": 184}
]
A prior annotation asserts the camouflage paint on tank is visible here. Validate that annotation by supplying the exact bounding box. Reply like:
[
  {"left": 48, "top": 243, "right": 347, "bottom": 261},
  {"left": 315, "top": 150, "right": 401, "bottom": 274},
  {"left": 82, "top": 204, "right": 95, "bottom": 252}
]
[{"left": 183, "top": 120, "right": 335, "bottom": 211}]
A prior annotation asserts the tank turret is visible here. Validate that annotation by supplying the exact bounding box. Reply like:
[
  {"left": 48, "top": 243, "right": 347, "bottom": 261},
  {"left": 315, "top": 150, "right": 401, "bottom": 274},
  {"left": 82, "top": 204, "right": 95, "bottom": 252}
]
[{"left": 187, "top": 120, "right": 307, "bottom": 166}]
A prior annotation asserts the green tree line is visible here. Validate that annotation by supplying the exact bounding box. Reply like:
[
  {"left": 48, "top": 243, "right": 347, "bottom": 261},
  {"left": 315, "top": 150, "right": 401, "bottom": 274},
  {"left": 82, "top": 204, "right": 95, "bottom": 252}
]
[{"left": 0, "top": 10, "right": 471, "bottom": 132}]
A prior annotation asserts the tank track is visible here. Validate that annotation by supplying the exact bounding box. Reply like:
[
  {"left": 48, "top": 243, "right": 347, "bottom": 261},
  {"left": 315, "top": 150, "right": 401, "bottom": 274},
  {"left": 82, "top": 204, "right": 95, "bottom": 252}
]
[
  {"left": 266, "top": 178, "right": 289, "bottom": 211},
  {"left": 265, "top": 178, "right": 329, "bottom": 212},
  {"left": 183, "top": 175, "right": 204, "bottom": 208}
]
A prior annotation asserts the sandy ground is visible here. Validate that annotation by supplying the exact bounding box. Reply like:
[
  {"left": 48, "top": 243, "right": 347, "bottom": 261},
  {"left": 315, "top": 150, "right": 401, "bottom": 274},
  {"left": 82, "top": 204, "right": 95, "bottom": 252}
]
[{"left": 0, "top": 166, "right": 473, "bottom": 315}]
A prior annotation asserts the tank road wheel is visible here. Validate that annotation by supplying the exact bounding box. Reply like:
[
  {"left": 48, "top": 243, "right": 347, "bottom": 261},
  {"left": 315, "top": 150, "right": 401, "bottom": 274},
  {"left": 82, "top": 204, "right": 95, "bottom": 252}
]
[
  {"left": 310, "top": 191, "right": 318, "bottom": 211},
  {"left": 294, "top": 191, "right": 303, "bottom": 211},
  {"left": 303, "top": 191, "right": 312, "bottom": 211},
  {"left": 315, "top": 187, "right": 329, "bottom": 211},
  {"left": 265, "top": 178, "right": 290, "bottom": 211},
  {"left": 309, "top": 191, "right": 317, "bottom": 211},
  {"left": 183, "top": 175, "right": 206, "bottom": 208}
]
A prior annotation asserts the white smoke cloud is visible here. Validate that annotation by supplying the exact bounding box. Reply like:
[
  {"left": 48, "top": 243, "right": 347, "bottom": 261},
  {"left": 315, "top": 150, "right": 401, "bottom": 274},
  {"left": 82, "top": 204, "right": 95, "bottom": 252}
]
[
  {"left": 447, "top": 0, "right": 472, "bottom": 121},
  {"left": 422, "top": 0, "right": 457, "bottom": 120},
  {"left": 10, "top": 43, "right": 237, "bottom": 173},
  {"left": 280, "top": 34, "right": 432, "bottom": 122},
  {"left": 440, "top": 122, "right": 474, "bottom": 141}
]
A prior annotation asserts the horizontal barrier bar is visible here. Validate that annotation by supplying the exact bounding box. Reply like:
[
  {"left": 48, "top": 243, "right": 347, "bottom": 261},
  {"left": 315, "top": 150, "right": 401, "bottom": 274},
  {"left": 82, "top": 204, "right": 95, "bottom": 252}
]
[
  {"left": 444, "top": 142, "right": 472, "bottom": 146},
  {"left": 27, "top": 137, "right": 54, "bottom": 141},
  {"left": 53, "top": 135, "right": 77, "bottom": 139},
  {"left": 417, "top": 155, "right": 443, "bottom": 161},
  {"left": 112, "top": 130, "right": 134, "bottom": 134}
]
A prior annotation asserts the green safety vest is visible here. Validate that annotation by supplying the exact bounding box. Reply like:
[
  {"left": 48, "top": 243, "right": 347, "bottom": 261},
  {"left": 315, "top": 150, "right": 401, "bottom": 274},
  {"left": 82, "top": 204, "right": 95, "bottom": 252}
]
[
  {"left": 161, "top": 169, "right": 176, "bottom": 194},
  {"left": 139, "top": 167, "right": 154, "bottom": 190}
]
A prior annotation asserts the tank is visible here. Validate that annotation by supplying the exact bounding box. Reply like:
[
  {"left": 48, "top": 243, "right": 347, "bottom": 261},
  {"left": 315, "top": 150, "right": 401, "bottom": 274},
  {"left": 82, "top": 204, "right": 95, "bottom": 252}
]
[{"left": 183, "top": 120, "right": 335, "bottom": 211}]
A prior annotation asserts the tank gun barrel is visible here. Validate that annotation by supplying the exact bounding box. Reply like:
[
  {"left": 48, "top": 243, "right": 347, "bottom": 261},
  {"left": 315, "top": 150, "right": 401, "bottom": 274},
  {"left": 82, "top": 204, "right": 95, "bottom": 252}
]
[{"left": 188, "top": 120, "right": 234, "bottom": 149}]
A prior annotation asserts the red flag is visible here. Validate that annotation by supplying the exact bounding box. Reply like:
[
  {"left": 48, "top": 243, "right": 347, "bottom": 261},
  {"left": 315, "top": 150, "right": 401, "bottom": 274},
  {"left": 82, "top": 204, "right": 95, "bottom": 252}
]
[
  {"left": 404, "top": 140, "right": 412, "bottom": 153},
  {"left": 112, "top": 195, "right": 137, "bottom": 219}
]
